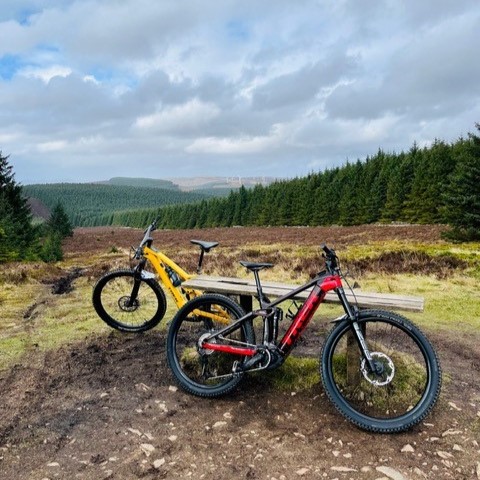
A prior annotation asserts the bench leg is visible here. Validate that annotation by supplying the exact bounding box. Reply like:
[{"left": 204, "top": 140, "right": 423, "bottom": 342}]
[
  {"left": 239, "top": 295, "right": 253, "bottom": 312},
  {"left": 346, "top": 323, "right": 366, "bottom": 385},
  {"left": 346, "top": 332, "right": 361, "bottom": 385}
]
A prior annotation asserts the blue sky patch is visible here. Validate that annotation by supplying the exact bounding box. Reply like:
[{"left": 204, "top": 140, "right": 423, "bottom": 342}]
[
  {"left": 226, "top": 20, "right": 250, "bottom": 42},
  {"left": 0, "top": 54, "right": 25, "bottom": 80},
  {"left": 16, "top": 8, "right": 37, "bottom": 25}
]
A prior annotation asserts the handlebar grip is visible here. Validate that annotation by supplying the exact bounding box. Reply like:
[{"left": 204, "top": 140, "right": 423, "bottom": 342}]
[
  {"left": 144, "top": 218, "right": 158, "bottom": 235},
  {"left": 321, "top": 244, "right": 338, "bottom": 272}
]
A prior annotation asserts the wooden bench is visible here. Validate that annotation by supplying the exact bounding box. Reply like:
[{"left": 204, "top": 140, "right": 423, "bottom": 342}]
[{"left": 182, "top": 275, "right": 424, "bottom": 312}]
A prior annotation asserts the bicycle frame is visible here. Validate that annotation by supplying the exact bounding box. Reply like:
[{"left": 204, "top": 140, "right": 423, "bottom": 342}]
[
  {"left": 166, "top": 243, "right": 441, "bottom": 433},
  {"left": 130, "top": 219, "right": 207, "bottom": 312},
  {"left": 140, "top": 246, "right": 230, "bottom": 324},
  {"left": 200, "top": 270, "right": 375, "bottom": 370},
  {"left": 141, "top": 246, "right": 194, "bottom": 309}
]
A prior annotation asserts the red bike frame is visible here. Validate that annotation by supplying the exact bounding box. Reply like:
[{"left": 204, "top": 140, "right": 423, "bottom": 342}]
[{"left": 201, "top": 273, "right": 344, "bottom": 358}]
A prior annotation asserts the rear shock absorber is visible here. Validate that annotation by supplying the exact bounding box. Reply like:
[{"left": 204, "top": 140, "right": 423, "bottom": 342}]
[
  {"left": 263, "top": 307, "right": 284, "bottom": 344},
  {"left": 271, "top": 307, "right": 283, "bottom": 343}
]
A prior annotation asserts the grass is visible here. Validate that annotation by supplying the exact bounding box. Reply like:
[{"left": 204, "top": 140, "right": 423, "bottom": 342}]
[
  {"left": 0, "top": 234, "right": 478, "bottom": 383},
  {"left": 0, "top": 277, "right": 109, "bottom": 367},
  {"left": 343, "top": 241, "right": 480, "bottom": 278},
  {"left": 264, "top": 356, "right": 320, "bottom": 391},
  {"left": 358, "top": 273, "right": 480, "bottom": 332},
  {"left": 0, "top": 336, "right": 29, "bottom": 369},
  {"left": 29, "top": 278, "right": 107, "bottom": 351}
]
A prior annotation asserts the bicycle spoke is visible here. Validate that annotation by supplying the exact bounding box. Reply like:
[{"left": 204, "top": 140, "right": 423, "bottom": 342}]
[
  {"left": 167, "top": 294, "right": 255, "bottom": 397},
  {"left": 92, "top": 269, "right": 166, "bottom": 332},
  {"left": 100, "top": 276, "right": 158, "bottom": 327}
]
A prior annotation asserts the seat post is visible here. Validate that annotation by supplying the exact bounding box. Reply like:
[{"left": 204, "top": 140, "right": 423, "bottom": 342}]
[
  {"left": 197, "top": 249, "right": 205, "bottom": 274},
  {"left": 253, "top": 270, "right": 267, "bottom": 308}
]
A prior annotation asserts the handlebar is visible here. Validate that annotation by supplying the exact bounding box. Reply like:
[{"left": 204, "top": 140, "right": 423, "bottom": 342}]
[
  {"left": 134, "top": 219, "right": 159, "bottom": 259},
  {"left": 321, "top": 244, "right": 339, "bottom": 274}
]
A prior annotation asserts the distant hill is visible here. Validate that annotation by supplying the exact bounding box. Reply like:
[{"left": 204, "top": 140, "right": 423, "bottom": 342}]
[
  {"left": 23, "top": 183, "right": 215, "bottom": 227},
  {"left": 90, "top": 176, "right": 278, "bottom": 191},
  {"left": 98, "top": 176, "right": 279, "bottom": 191},
  {"left": 97, "top": 177, "right": 178, "bottom": 189},
  {"left": 22, "top": 176, "right": 280, "bottom": 227},
  {"left": 169, "top": 176, "right": 277, "bottom": 191}
]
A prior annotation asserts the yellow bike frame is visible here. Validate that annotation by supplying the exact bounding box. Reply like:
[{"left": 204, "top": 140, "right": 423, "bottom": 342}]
[
  {"left": 142, "top": 246, "right": 194, "bottom": 309},
  {"left": 141, "top": 245, "right": 230, "bottom": 325},
  {"left": 129, "top": 220, "right": 230, "bottom": 325}
]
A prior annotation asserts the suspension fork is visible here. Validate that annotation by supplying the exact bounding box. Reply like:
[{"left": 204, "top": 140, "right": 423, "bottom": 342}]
[
  {"left": 127, "top": 261, "right": 146, "bottom": 307},
  {"left": 336, "top": 287, "right": 376, "bottom": 373}
]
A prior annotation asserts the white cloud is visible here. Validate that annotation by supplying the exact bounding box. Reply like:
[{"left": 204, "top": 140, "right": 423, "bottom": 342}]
[
  {"left": 186, "top": 124, "right": 285, "bottom": 155},
  {"left": 20, "top": 64, "right": 72, "bottom": 82},
  {"left": 135, "top": 99, "right": 220, "bottom": 135},
  {"left": 83, "top": 74, "right": 99, "bottom": 85},
  {"left": 0, "top": 132, "right": 21, "bottom": 143},
  {"left": 37, "top": 140, "right": 68, "bottom": 152},
  {"left": 0, "top": 0, "right": 478, "bottom": 183}
]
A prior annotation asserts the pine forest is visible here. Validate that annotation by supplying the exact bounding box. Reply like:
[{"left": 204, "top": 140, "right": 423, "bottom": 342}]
[
  {"left": 88, "top": 131, "right": 479, "bottom": 240},
  {"left": 6, "top": 126, "right": 480, "bottom": 244},
  {"left": 23, "top": 183, "right": 214, "bottom": 227}
]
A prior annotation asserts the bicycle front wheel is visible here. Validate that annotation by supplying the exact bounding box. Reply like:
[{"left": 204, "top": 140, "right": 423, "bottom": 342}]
[
  {"left": 92, "top": 269, "right": 167, "bottom": 332},
  {"left": 321, "top": 310, "right": 441, "bottom": 433},
  {"left": 167, "top": 294, "right": 255, "bottom": 397}
]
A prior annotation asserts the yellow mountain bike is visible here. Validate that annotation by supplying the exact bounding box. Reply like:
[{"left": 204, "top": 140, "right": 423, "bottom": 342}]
[{"left": 92, "top": 219, "right": 218, "bottom": 332}]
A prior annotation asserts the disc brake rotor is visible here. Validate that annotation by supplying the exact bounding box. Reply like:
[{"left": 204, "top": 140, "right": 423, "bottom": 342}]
[
  {"left": 118, "top": 296, "right": 139, "bottom": 312},
  {"left": 360, "top": 352, "right": 395, "bottom": 386}
]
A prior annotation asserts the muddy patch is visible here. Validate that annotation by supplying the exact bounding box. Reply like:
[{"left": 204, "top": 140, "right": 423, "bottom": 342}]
[{"left": 51, "top": 268, "right": 85, "bottom": 295}]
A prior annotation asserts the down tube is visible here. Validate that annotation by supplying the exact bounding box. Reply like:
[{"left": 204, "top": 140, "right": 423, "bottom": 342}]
[{"left": 278, "top": 284, "right": 326, "bottom": 356}]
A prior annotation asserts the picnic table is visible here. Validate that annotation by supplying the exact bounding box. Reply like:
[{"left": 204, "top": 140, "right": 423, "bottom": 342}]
[{"left": 182, "top": 275, "right": 424, "bottom": 312}]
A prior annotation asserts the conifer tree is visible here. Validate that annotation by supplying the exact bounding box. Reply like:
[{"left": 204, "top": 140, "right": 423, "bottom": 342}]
[
  {"left": 0, "top": 151, "right": 37, "bottom": 261},
  {"left": 39, "top": 232, "right": 63, "bottom": 262},
  {"left": 338, "top": 161, "right": 363, "bottom": 225},
  {"left": 47, "top": 202, "right": 73, "bottom": 238},
  {"left": 442, "top": 125, "right": 480, "bottom": 240},
  {"left": 382, "top": 153, "right": 414, "bottom": 222}
]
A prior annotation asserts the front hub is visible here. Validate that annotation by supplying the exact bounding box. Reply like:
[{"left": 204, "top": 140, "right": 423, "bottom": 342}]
[
  {"left": 360, "top": 352, "right": 395, "bottom": 386},
  {"left": 118, "top": 296, "right": 139, "bottom": 312}
]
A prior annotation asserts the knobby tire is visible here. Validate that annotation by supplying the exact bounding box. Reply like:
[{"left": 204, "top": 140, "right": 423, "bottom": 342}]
[
  {"left": 321, "top": 309, "right": 441, "bottom": 433},
  {"left": 166, "top": 294, "right": 255, "bottom": 397},
  {"left": 92, "top": 269, "right": 167, "bottom": 332}
]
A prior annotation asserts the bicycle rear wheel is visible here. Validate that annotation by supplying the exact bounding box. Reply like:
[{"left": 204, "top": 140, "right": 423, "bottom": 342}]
[
  {"left": 166, "top": 294, "right": 255, "bottom": 397},
  {"left": 321, "top": 310, "right": 441, "bottom": 433},
  {"left": 92, "top": 269, "right": 167, "bottom": 332}
]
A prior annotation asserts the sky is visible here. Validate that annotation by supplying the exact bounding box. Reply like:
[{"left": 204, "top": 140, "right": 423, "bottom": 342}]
[{"left": 1, "top": 0, "right": 479, "bottom": 185}]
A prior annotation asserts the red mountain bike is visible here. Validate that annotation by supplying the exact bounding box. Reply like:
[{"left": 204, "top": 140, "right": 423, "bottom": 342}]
[{"left": 166, "top": 245, "right": 441, "bottom": 433}]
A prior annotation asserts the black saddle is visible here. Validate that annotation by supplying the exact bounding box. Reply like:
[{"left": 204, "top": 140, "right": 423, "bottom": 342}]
[
  {"left": 239, "top": 261, "right": 274, "bottom": 272},
  {"left": 190, "top": 240, "right": 219, "bottom": 252}
]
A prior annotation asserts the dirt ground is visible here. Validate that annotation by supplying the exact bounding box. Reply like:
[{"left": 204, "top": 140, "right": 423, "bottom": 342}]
[{"left": 1, "top": 225, "right": 479, "bottom": 480}]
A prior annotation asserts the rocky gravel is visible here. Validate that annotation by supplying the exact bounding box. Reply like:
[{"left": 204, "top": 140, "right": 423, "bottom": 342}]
[{"left": 0, "top": 330, "right": 479, "bottom": 480}]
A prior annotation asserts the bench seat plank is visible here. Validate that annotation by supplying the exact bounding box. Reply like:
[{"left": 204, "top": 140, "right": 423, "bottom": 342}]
[{"left": 182, "top": 275, "right": 424, "bottom": 312}]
